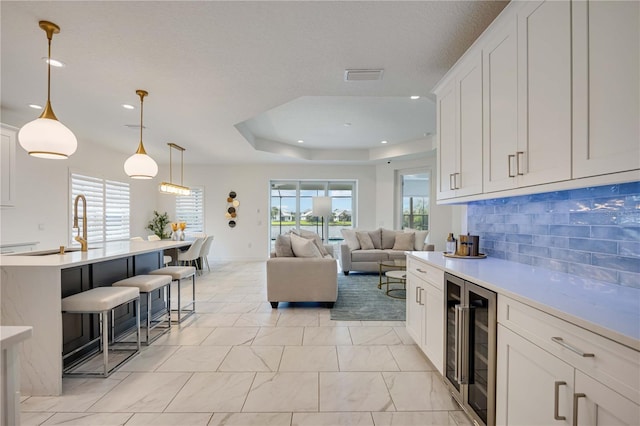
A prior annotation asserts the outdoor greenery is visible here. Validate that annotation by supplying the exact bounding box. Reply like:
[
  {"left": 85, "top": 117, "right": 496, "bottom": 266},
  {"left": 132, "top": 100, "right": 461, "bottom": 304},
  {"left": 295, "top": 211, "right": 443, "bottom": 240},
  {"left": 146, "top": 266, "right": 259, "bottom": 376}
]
[{"left": 147, "top": 210, "right": 171, "bottom": 239}]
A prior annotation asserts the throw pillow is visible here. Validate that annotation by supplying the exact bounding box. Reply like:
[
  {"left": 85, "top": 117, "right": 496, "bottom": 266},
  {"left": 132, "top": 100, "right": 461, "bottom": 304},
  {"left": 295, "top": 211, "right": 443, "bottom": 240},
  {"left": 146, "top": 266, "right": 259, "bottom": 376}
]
[
  {"left": 393, "top": 232, "right": 415, "bottom": 251},
  {"left": 356, "top": 231, "right": 375, "bottom": 250},
  {"left": 291, "top": 228, "right": 328, "bottom": 256},
  {"left": 381, "top": 228, "right": 402, "bottom": 249},
  {"left": 274, "top": 234, "right": 294, "bottom": 257},
  {"left": 290, "top": 233, "right": 323, "bottom": 258},
  {"left": 341, "top": 229, "right": 360, "bottom": 250},
  {"left": 369, "top": 228, "right": 383, "bottom": 249},
  {"left": 405, "top": 228, "right": 429, "bottom": 250}
]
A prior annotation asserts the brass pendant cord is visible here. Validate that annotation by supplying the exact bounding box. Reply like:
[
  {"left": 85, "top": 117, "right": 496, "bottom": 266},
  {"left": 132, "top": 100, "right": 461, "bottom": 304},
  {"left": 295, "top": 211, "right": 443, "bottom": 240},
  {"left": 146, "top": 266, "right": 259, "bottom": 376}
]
[
  {"left": 136, "top": 90, "right": 148, "bottom": 155},
  {"left": 40, "top": 22, "right": 59, "bottom": 121}
]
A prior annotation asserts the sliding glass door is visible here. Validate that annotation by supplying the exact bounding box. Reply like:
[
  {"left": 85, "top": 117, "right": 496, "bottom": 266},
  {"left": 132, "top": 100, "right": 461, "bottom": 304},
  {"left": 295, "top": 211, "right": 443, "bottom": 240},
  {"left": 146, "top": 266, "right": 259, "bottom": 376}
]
[{"left": 270, "top": 180, "right": 356, "bottom": 249}]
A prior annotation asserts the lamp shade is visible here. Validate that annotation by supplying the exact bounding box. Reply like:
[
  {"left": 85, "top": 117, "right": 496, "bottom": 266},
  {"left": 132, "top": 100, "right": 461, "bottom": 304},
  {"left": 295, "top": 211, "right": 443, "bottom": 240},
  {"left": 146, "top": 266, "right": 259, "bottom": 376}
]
[
  {"left": 124, "top": 152, "right": 158, "bottom": 179},
  {"left": 312, "top": 196, "right": 332, "bottom": 217},
  {"left": 18, "top": 117, "right": 77, "bottom": 159}
]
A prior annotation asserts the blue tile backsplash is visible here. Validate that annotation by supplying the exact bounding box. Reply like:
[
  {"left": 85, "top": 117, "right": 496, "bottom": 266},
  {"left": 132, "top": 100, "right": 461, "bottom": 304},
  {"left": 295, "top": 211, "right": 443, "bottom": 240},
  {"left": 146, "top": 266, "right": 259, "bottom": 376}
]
[{"left": 467, "top": 182, "right": 640, "bottom": 288}]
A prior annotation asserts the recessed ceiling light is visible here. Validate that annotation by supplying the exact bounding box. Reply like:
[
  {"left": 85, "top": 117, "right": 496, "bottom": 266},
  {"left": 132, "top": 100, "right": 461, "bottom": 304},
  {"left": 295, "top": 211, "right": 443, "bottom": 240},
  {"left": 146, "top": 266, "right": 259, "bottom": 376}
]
[
  {"left": 297, "top": 140, "right": 304, "bottom": 144},
  {"left": 122, "top": 104, "right": 135, "bottom": 110},
  {"left": 410, "top": 95, "right": 420, "bottom": 100},
  {"left": 381, "top": 140, "right": 388, "bottom": 144},
  {"left": 42, "top": 57, "right": 65, "bottom": 67},
  {"left": 28, "top": 104, "right": 43, "bottom": 110}
]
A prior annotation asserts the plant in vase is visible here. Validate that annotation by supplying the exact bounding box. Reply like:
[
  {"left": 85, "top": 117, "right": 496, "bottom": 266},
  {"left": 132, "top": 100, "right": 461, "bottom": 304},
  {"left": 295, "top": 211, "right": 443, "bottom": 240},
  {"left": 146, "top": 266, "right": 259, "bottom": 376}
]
[{"left": 147, "top": 211, "right": 171, "bottom": 240}]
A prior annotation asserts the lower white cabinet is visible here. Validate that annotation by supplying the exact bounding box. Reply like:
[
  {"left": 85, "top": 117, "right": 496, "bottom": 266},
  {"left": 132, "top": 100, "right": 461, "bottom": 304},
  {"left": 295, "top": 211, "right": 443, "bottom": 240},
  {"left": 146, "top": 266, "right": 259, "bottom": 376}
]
[
  {"left": 497, "top": 296, "right": 640, "bottom": 426},
  {"left": 406, "top": 257, "right": 444, "bottom": 375}
]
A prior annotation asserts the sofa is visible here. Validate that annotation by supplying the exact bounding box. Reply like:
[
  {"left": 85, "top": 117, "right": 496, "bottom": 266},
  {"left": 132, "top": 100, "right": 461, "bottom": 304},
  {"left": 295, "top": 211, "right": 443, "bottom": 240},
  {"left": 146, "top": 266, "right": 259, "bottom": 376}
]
[
  {"left": 267, "top": 230, "right": 338, "bottom": 308},
  {"left": 339, "top": 228, "right": 434, "bottom": 275}
]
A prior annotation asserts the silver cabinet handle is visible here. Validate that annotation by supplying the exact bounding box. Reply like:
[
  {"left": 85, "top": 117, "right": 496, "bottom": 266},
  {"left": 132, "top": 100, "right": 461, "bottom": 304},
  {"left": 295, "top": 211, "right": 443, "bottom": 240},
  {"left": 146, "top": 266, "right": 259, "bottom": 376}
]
[
  {"left": 419, "top": 288, "right": 424, "bottom": 306},
  {"left": 460, "top": 306, "right": 469, "bottom": 385},
  {"left": 449, "top": 173, "right": 455, "bottom": 190},
  {"left": 573, "top": 393, "right": 586, "bottom": 426},
  {"left": 554, "top": 381, "right": 567, "bottom": 420},
  {"left": 516, "top": 151, "right": 525, "bottom": 175},
  {"left": 551, "top": 337, "right": 595, "bottom": 357},
  {"left": 416, "top": 268, "right": 427, "bottom": 274},
  {"left": 508, "top": 154, "right": 516, "bottom": 177},
  {"left": 454, "top": 305, "right": 461, "bottom": 382}
]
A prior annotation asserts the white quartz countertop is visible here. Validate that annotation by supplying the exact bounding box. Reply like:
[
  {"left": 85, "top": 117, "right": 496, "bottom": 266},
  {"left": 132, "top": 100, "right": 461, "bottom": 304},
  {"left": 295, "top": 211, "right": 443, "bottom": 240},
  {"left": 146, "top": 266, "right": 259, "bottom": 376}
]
[
  {"left": 407, "top": 251, "right": 640, "bottom": 351},
  {"left": 0, "top": 240, "right": 191, "bottom": 268}
]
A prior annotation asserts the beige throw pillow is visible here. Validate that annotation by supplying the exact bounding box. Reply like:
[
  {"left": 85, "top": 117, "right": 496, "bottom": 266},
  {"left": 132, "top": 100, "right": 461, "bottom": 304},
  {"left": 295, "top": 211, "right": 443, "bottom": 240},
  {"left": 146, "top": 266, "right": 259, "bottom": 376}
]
[
  {"left": 341, "top": 229, "right": 360, "bottom": 250},
  {"left": 291, "top": 228, "right": 328, "bottom": 256},
  {"left": 405, "top": 228, "right": 429, "bottom": 250},
  {"left": 381, "top": 228, "right": 402, "bottom": 249},
  {"left": 290, "top": 233, "right": 323, "bottom": 258},
  {"left": 393, "top": 232, "right": 415, "bottom": 251},
  {"left": 356, "top": 231, "right": 375, "bottom": 250},
  {"left": 274, "top": 234, "right": 294, "bottom": 257}
]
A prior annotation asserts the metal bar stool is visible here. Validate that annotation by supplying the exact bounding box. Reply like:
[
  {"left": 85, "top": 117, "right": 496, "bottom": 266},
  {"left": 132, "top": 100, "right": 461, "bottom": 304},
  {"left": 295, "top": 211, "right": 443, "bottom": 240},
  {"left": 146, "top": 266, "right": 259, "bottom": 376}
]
[
  {"left": 61, "top": 287, "right": 141, "bottom": 378},
  {"left": 112, "top": 275, "right": 172, "bottom": 344},
  {"left": 149, "top": 266, "right": 196, "bottom": 323}
]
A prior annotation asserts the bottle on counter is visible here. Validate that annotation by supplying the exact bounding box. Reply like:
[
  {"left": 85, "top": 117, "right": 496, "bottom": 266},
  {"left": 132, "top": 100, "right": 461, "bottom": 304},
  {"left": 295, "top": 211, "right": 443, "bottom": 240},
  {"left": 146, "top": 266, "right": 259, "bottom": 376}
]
[{"left": 446, "top": 233, "right": 457, "bottom": 254}]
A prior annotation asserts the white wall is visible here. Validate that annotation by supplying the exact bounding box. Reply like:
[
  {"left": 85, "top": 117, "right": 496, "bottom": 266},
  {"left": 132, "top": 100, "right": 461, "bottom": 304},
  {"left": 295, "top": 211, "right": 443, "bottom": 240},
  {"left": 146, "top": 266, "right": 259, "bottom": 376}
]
[
  {"left": 0, "top": 128, "right": 158, "bottom": 249},
  {"left": 1, "top": 124, "right": 462, "bottom": 258}
]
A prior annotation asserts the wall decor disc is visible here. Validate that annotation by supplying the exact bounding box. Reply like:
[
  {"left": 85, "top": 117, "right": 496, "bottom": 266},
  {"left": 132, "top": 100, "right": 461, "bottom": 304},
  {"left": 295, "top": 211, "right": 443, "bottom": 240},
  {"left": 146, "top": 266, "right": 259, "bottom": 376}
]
[
  {"left": 227, "top": 206, "right": 236, "bottom": 214},
  {"left": 229, "top": 191, "right": 236, "bottom": 199},
  {"left": 228, "top": 220, "right": 236, "bottom": 228},
  {"left": 232, "top": 200, "right": 240, "bottom": 207},
  {"left": 231, "top": 212, "right": 237, "bottom": 218},
  {"left": 227, "top": 197, "right": 233, "bottom": 203}
]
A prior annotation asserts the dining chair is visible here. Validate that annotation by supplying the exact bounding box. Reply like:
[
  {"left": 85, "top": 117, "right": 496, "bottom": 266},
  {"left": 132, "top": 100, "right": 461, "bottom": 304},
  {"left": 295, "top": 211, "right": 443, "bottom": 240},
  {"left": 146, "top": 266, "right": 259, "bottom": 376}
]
[
  {"left": 199, "top": 235, "right": 214, "bottom": 273},
  {"left": 177, "top": 237, "right": 205, "bottom": 273}
]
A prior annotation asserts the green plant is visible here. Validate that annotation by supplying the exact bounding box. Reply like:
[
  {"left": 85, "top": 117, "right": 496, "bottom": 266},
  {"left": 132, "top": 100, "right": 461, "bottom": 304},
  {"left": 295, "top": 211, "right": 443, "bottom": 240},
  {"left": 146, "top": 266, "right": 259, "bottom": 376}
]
[{"left": 147, "top": 211, "right": 171, "bottom": 239}]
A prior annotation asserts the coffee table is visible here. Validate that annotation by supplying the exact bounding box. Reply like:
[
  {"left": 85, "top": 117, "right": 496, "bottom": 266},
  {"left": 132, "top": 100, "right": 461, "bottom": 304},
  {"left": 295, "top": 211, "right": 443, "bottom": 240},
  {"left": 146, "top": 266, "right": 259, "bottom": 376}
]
[{"left": 378, "top": 259, "right": 407, "bottom": 299}]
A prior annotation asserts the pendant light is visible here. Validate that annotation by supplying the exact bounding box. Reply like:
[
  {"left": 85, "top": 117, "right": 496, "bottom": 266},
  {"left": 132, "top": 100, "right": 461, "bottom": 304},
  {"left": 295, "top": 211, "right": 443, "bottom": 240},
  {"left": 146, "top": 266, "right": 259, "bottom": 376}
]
[
  {"left": 159, "top": 143, "right": 190, "bottom": 195},
  {"left": 124, "top": 90, "right": 158, "bottom": 179},
  {"left": 18, "top": 21, "right": 77, "bottom": 159}
]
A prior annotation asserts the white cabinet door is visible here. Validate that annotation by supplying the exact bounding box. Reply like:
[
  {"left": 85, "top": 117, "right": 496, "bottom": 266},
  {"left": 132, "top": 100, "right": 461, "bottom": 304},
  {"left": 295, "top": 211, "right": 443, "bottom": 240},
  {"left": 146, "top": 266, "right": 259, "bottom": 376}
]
[
  {"left": 496, "top": 325, "right": 574, "bottom": 425},
  {"left": 517, "top": 0, "right": 572, "bottom": 187},
  {"left": 1, "top": 124, "right": 17, "bottom": 207},
  {"left": 437, "top": 81, "right": 457, "bottom": 200},
  {"left": 573, "top": 0, "right": 640, "bottom": 178},
  {"left": 575, "top": 371, "right": 640, "bottom": 426},
  {"left": 456, "top": 53, "right": 484, "bottom": 198},
  {"left": 483, "top": 17, "right": 519, "bottom": 193},
  {"left": 422, "top": 282, "right": 443, "bottom": 375},
  {"left": 405, "top": 274, "right": 424, "bottom": 347}
]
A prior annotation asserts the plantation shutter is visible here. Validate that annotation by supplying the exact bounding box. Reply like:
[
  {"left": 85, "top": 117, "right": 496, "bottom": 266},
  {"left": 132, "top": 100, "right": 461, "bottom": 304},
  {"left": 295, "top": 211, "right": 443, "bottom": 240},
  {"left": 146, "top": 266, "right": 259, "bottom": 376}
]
[
  {"left": 175, "top": 187, "right": 204, "bottom": 233},
  {"left": 105, "top": 179, "right": 130, "bottom": 241}
]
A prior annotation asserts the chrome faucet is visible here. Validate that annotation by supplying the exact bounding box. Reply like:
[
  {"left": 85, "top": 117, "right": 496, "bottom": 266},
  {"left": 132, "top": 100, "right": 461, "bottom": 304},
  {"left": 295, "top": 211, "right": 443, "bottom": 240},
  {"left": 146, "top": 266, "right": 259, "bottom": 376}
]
[{"left": 73, "top": 194, "right": 88, "bottom": 252}]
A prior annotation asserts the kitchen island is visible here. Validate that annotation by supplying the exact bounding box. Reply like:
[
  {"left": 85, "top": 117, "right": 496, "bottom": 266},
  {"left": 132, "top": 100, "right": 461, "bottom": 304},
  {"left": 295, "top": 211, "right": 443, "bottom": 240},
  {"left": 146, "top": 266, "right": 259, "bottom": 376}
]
[{"left": 0, "top": 240, "right": 191, "bottom": 396}]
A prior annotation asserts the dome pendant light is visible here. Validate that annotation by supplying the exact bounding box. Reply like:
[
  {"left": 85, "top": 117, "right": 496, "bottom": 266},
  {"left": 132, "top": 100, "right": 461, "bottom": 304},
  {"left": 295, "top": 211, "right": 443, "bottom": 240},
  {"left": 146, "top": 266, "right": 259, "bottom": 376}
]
[
  {"left": 18, "top": 21, "right": 77, "bottom": 159},
  {"left": 124, "top": 90, "right": 158, "bottom": 179}
]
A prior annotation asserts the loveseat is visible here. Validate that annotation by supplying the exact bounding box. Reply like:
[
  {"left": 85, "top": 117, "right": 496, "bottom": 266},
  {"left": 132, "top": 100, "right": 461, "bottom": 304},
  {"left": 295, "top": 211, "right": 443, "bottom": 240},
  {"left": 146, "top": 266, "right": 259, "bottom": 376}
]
[
  {"left": 339, "top": 228, "right": 434, "bottom": 275},
  {"left": 267, "top": 230, "right": 338, "bottom": 308}
]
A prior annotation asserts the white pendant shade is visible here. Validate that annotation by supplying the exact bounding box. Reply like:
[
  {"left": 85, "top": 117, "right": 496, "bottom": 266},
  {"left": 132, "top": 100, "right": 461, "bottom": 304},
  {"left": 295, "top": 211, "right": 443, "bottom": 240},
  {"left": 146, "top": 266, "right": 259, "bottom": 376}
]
[
  {"left": 18, "top": 117, "right": 77, "bottom": 159},
  {"left": 124, "top": 151, "right": 158, "bottom": 179}
]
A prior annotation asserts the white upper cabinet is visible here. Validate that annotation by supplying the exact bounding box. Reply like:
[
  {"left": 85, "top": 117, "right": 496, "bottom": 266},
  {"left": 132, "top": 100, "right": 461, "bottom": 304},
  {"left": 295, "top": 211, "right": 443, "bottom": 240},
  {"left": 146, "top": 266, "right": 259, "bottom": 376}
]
[
  {"left": 572, "top": 0, "right": 640, "bottom": 178},
  {"left": 482, "top": 17, "right": 519, "bottom": 193},
  {"left": 436, "top": 53, "right": 483, "bottom": 201},
  {"left": 516, "top": 0, "right": 572, "bottom": 187}
]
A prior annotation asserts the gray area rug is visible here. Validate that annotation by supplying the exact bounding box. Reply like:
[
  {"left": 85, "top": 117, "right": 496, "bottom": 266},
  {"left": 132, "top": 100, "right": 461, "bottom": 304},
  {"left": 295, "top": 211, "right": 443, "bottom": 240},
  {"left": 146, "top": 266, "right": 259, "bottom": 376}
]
[{"left": 330, "top": 273, "right": 406, "bottom": 321}]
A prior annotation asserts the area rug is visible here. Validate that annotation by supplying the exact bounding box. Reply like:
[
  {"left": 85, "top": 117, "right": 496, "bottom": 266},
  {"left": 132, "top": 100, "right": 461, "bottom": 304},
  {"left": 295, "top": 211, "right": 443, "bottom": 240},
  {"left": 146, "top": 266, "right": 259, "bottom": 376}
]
[{"left": 330, "top": 273, "right": 406, "bottom": 321}]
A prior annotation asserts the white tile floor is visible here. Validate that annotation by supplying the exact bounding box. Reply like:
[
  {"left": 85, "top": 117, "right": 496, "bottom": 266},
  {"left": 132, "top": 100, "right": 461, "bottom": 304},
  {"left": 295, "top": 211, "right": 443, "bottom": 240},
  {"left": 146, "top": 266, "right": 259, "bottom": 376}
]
[{"left": 21, "top": 261, "right": 472, "bottom": 426}]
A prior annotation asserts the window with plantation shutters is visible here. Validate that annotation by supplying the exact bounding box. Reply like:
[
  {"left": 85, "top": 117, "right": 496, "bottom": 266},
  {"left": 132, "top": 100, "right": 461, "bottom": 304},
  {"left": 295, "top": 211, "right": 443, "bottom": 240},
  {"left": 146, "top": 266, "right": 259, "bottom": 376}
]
[
  {"left": 175, "top": 187, "right": 204, "bottom": 233},
  {"left": 70, "top": 173, "right": 130, "bottom": 245}
]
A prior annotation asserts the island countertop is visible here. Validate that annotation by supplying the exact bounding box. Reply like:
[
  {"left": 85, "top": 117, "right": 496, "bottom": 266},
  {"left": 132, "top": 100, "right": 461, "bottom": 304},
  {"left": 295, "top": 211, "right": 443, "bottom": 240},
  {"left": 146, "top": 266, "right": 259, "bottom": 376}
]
[
  {"left": 0, "top": 240, "right": 191, "bottom": 268},
  {"left": 407, "top": 251, "right": 640, "bottom": 351}
]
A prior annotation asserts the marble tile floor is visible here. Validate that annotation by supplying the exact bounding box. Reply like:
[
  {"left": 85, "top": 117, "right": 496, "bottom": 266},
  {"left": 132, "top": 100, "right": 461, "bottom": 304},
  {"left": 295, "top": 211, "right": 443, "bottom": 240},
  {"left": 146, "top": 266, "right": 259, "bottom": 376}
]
[{"left": 21, "top": 261, "right": 472, "bottom": 426}]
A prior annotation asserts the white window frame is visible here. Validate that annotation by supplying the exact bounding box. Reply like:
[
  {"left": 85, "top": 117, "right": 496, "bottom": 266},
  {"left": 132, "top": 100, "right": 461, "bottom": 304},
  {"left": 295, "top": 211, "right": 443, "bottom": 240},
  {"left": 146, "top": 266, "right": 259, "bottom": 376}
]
[
  {"left": 69, "top": 171, "right": 130, "bottom": 246},
  {"left": 175, "top": 186, "right": 205, "bottom": 234}
]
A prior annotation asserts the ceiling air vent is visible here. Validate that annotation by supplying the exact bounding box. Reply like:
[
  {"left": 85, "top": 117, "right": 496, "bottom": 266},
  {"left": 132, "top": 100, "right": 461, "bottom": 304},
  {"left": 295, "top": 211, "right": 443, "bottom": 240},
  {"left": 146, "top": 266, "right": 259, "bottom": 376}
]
[{"left": 344, "top": 69, "right": 384, "bottom": 81}]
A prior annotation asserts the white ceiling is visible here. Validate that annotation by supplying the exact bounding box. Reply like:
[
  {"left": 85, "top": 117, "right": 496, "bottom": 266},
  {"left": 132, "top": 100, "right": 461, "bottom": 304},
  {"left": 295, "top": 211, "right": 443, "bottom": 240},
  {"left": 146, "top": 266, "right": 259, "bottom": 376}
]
[{"left": 0, "top": 1, "right": 508, "bottom": 165}]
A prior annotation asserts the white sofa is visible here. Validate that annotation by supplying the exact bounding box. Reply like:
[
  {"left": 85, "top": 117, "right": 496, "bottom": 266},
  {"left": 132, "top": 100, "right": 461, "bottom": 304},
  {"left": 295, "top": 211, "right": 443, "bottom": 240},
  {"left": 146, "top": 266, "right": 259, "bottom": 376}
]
[
  {"left": 339, "top": 228, "right": 434, "bottom": 275},
  {"left": 267, "top": 231, "right": 338, "bottom": 308}
]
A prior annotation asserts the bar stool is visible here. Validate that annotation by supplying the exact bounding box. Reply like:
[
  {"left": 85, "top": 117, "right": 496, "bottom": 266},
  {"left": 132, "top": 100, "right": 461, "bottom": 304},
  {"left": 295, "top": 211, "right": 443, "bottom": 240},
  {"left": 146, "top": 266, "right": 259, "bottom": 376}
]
[
  {"left": 112, "top": 275, "right": 172, "bottom": 344},
  {"left": 62, "top": 287, "right": 140, "bottom": 377},
  {"left": 149, "top": 266, "right": 196, "bottom": 323}
]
